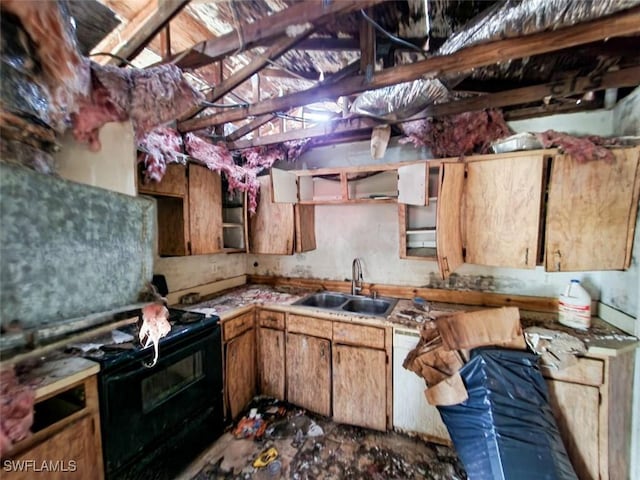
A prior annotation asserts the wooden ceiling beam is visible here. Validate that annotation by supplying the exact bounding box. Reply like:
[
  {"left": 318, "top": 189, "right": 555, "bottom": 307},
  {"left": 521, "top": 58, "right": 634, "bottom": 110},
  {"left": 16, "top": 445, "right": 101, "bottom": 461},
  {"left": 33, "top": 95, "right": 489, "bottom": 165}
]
[
  {"left": 421, "top": 65, "right": 640, "bottom": 118},
  {"left": 226, "top": 114, "right": 277, "bottom": 142},
  {"left": 178, "top": 7, "right": 640, "bottom": 132},
  {"left": 167, "top": 0, "right": 386, "bottom": 69},
  {"left": 503, "top": 99, "right": 603, "bottom": 121},
  {"left": 92, "top": 0, "right": 190, "bottom": 66},
  {"left": 225, "top": 65, "right": 639, "bottom": 149},
  {"left": 183, "top": 29, "right": 315, "bottom": 119},
  {"left": 359, "top": 9, "right": 376, "bottom": 75},
  {"left": 228, "top": 117, "right": 381, "bottom": 150}
]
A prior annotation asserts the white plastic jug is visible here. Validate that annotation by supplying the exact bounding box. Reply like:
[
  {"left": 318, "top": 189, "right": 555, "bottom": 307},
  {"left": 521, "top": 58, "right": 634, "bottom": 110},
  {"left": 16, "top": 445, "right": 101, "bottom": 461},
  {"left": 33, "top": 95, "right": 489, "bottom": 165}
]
[{"left": 558, "top": 279, "right": 591, "bottom": 330}]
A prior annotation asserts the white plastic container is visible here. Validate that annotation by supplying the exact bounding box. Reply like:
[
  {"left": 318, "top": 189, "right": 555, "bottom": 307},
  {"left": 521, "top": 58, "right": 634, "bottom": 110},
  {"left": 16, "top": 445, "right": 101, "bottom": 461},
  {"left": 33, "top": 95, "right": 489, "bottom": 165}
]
[{"left": 558, "top": 279, "right": 591, "bottom": 330}]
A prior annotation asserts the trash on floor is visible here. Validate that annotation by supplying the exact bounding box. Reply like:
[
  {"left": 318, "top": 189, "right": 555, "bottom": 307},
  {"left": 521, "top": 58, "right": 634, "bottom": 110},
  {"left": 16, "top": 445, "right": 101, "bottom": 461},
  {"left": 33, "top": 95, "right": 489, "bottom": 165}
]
[{"left": 190, "top": 397, "right": 467, "bottom": 480}]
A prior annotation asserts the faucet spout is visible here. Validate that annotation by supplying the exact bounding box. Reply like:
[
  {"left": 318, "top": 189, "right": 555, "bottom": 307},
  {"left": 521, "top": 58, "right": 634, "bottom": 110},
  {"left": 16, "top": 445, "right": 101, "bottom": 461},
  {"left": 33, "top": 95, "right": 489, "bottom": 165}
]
[{"left": 351, "top": 258, "right": 363, "bottom": 296}]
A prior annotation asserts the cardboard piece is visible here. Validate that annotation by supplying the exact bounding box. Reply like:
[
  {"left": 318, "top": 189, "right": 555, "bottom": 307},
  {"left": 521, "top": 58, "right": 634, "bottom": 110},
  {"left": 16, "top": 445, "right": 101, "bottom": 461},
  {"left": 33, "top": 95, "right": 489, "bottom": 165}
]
[
  {"left": 435, "top": 307, "right": 526, "bottom": 351},
  {"left": 425, "top": 372, "right": 468, "bottom": 406}
]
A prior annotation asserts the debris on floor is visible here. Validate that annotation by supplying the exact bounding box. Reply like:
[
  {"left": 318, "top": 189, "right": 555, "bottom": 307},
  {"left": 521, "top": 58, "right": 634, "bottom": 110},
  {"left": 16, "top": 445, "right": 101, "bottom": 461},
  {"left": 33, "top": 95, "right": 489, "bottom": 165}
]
[{"left": 186, "top": 397, "right": 466, "bottom": 480}]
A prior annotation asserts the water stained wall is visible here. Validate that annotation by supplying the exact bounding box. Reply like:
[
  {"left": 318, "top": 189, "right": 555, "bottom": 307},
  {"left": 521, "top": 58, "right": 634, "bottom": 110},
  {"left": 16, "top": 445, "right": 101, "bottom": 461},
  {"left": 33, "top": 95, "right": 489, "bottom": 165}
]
[{"left": 0, "top": 163, "right": 155, "bottom": 328}]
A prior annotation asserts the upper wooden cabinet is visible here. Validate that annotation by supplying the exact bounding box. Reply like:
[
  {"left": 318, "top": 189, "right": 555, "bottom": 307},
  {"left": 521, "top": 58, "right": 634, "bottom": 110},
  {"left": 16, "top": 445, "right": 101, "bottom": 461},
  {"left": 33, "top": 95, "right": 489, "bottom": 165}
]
[
  {"left": 249, "top": 175, "right": 316, "bottom": 254},
  {"left": 545, "top": 147, "right": 640, "bottom": 272},
  {"left": 464, "top": 154, "right": 545, "bottom": 269},
  {"left": 138, "top": 163, "right": 223, "bottom": 256}
]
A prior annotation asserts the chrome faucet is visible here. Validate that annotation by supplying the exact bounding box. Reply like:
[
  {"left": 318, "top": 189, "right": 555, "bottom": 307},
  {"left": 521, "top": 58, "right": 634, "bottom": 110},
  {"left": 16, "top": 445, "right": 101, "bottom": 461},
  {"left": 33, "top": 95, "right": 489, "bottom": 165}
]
[{"left": 351, "top": 258, "right": 363, "bottom": 296}]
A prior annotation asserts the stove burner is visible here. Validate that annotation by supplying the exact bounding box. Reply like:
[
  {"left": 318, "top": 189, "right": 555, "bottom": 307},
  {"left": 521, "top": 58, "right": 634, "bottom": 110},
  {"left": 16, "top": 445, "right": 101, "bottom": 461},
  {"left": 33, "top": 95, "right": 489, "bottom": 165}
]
[{"left": 174, "top": 312, "right": 203, "bottom": 324}]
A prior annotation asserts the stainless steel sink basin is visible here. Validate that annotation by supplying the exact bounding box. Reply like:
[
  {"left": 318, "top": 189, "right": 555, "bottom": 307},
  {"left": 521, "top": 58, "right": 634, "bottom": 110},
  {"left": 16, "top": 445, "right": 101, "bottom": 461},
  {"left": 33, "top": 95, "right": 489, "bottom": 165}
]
[
  {"left": 297, "top": 292, "right": 350, "bottom": 308},
  {"left": 293, "top": 291, "right": 397, "bottom": 317},
  {"left": 342, "top": 297, "right": 395, "bottom": 316}
]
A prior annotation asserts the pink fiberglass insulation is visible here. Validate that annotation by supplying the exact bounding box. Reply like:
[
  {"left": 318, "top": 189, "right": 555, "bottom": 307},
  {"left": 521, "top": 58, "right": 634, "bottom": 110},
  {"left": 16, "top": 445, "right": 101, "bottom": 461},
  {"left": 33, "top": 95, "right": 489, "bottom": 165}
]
[
  {"left": 71, "top": 63, "right": 129, "bottom": 152},
  {"left": 71, "top": 62, "right": 203, "bottom": 151},
  {"left": 1, "top": 0, "right": 90, "bottom": 128},
  {"left": 536, "top": 130, "right": 615, "bottom": 163},
  {"left": 130, "top": 65, "right": 204, "bottom": 135},
  {"left": 400, "top": 110, "right": 512, "bottom": 158},
  {"left": 138, "top": 127, "right": 185, "bottom": 183},
  {"left": 185, "top": 133, "right": 261, "bottom": 213},
  {"left": 0, "top": 367, "right": 35, "bottom": 457}
]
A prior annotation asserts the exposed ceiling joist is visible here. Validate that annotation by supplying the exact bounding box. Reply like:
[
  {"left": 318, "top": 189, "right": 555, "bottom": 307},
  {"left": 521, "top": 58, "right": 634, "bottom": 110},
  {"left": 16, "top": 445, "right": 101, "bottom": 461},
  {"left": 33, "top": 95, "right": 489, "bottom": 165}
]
[
  {"left": 359, "top": 8, "right": 376, "bottom": 75},
  {"left": 185, "top": 29, "right": 315, "bottom": 119},
  {"left": 425, "top": 65, "right": 640, "bottom": 118},
  {"left": 166, "top": 0, "right": 386, "bottom": 69},
  {"left": 228, "top": 117, "right": 381, "bottom": 150},
  {"left": 226, "top": 114, "right": 277, "bottom": 142},
  {"left": 178, "top": 6, "right": 640, "bottom": 132},
  {"left": 92, "top": 0, "right": 190, "bottom": 66},
  {"left": 224, "top": 65, "right": 640, "bottom": 149},
  {"left": 503, "top": 99, "right": 603, "bottom": 121}
]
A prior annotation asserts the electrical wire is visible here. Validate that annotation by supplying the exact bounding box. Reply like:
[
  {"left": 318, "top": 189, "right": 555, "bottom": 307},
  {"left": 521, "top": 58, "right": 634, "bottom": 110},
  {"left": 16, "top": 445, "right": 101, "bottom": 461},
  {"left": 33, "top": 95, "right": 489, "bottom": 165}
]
[
  {"left": 359, "top": 9, "right": 428, "bottom": 57},
  {"left": 200, "top": 100, "right": 249, "bottom": 109},
  {"left": 89, "top": 52, "right": 137, "bottom": 67}
]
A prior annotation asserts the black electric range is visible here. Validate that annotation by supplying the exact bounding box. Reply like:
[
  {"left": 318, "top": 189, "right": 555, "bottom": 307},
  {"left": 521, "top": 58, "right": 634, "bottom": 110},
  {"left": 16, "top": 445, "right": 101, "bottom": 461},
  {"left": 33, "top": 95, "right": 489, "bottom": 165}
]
[
  {"left": 82, "top": 308, "right": 220, "bottom": 371},
  {"left": 83, "top": 307, "right": 225, "bottom": 480}
]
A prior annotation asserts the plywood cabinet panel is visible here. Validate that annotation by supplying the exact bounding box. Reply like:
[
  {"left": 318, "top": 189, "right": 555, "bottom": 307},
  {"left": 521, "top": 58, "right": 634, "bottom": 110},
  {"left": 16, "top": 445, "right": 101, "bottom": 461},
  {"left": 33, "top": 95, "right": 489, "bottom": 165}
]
[
  {"left": 138, "top": 163, "right": 187, "bottom": 197},
  {"left": 223, "top": 311, "right": 255, "bottom": 341},
  {"left": 286, "top": 332, "right": 331, "bottom": 416},
  {"left": 258, "top": 309, "right": 285, "bottom": 330},
  {"left": 258, "top": 327, "right": 285, "bottom": 399},
  {"left": 8, "top": 415, "right": 102, "bottom": 480},
  {"left": 547, "top": 380, "right": 600, "bottom": 480},
  {"left": 398, "top": 163, "right": 427, "bottom": 205},
  {"left": 437, "top": 163, "right": 465, "bottom": 278},
  {"left": 250, "top": 176, "right": 295, "bottom": 254},
  {"left": 332, "top": 344, "right": 386, "bottom": 431},
  {"left": 545, "top": 147, "right": 640, "bottom": 271},
  {"left": 464, "top": 155, "right": 544, "bottom": 268},
  {"left": 226, "top": 328, "right": 256, "bottom": 419},
  {"left": 189, "top": 164, "right": 223, "bottom": 255},
  {"left": 287, "top": 314, "right": 332, "bottom": 339},
  {"left": 295, "top": 205, "right": 316, "bottom": 252}
]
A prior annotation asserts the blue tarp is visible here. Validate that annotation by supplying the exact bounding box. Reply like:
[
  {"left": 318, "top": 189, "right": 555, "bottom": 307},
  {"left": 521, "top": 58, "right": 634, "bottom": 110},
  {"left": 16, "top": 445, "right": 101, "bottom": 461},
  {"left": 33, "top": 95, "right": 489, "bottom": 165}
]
[{"left": 437, "top": 348, "right": 578, "bottom": 480}]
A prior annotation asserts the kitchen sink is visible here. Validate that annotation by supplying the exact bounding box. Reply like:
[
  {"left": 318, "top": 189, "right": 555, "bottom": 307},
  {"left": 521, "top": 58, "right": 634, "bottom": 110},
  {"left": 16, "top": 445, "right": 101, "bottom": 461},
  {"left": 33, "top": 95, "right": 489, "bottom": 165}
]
[
  {"left": 342, "top": 297, "right": 395, "bottom": 316},
  {"left": 293, "top": 292, "right": 398, "bottom": 317},
  {"left": 297, "top": 292, "right": 350, "bottom": 308}
]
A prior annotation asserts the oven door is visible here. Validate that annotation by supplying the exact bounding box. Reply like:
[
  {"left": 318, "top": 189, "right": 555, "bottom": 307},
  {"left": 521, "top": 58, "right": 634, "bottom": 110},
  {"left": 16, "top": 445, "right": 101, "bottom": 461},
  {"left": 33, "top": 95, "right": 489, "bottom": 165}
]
[{"left": 100, "top": 327, "right": 223, "bottom": 477}]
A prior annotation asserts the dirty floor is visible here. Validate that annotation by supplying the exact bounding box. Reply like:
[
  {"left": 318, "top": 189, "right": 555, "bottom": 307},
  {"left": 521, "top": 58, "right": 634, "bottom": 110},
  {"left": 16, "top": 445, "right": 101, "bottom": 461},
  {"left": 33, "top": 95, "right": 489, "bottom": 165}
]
[{"left": 178, "top": 398, "right": 466, "bottom": 480}]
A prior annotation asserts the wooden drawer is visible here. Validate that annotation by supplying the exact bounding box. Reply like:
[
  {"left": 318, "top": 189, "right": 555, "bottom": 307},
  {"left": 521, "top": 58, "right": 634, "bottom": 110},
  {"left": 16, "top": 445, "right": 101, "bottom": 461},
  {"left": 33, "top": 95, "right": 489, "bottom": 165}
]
[
  {"left": 223, "top": 311, "right": 255, "bottom": 341},
  {"left": 287, "top": 314, "right": 332, "bottom": 339},
  {"left": 333, "top": 322, "right": 385, "bottom": 349},
  {"left": 258, "top": 310, "right": 285, "bottom": 330},
  {"left": 541, "top": 357, "right": 604, "bottom": 387}
]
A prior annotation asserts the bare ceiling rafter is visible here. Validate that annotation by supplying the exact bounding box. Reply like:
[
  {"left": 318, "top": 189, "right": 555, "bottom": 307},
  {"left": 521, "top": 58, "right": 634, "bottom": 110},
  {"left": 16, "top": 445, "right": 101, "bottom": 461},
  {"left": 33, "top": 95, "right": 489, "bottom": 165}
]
[
  {"left": 92, "top": 0, "right": 190, "bottom": 66},
  {"left": 178, "top": 6, "right": 640, "bottom": 132}
]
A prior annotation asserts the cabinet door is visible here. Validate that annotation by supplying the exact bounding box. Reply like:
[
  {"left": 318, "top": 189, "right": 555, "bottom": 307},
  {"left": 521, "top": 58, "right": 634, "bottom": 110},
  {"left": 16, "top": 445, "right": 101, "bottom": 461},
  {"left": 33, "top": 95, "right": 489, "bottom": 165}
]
[
  {"left": 436, "top": 163, "right": 465, "bottom": 278},
  {"left": 250, "top": 176, "right": 295, "bottom": 254},
  {"left": 286, "top": 333, "right": 331, "bottom": 416},
  {"left": 464, "top": 155, "right": 544, "bottom": 268},
  {"left": 398, "top": 163, "right": 428, "bottom": 205},
  {"left": 545, "top": 147, "right": 640, "bottom": 271},
  {"left": 546, "top": 380, "right": 600, "bottom": 480},
  {"left": 295, "top": 204, "right": 316, "bottom": 253},
  {"left": 333, "top": 344, "right": 386, "bottom": 431},
  {"left": 189, "top": 164, "right": 223, "bottom": 254},
  {"left": 138, "top": 163, "right": 187, "bottom": 197},
  {"left": 9, "top": 415, "right": 102, "bottom": 480},
  {"left": 258, "top": 327, "right": 285, "bottom": 400},
  {"left": 226, "top": 328, "right": 256, "bottom": 419}
]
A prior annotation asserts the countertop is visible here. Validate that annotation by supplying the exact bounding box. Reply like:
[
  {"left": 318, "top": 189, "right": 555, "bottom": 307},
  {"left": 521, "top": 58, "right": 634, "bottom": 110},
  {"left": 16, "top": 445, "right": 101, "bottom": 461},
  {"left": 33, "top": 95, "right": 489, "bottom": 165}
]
[{"left": 178, "top": 284, "right": 638, "bottom": 356}]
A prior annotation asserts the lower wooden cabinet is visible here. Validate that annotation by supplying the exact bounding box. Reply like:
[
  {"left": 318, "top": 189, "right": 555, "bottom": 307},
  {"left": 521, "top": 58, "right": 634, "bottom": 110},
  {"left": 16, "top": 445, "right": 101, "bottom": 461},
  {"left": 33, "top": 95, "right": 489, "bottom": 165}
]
[
  {"left": 224, "top": 313, "right": 256, "bottom": 420},
  {"left": 258, "top": 327, "right": 285, "bottom": 399},
  {"left": 332, "top": 344, "right": 387, "bottom": 431},
  {"left": 543, "top": 352, "right": 634, "bottom": 480},
  {"left": 286, "top": 332, "right": 331, "bottom": 417},
  {"left": 4, "top": 373, "right": 103, "bottom": 480}
]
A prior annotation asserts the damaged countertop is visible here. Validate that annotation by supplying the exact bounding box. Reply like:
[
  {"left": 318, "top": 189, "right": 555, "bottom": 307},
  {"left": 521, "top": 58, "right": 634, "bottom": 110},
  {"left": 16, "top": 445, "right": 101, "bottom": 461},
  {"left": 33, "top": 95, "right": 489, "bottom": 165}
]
[{"left": 178, "top": 284, "right": 638, "bottom": 356}]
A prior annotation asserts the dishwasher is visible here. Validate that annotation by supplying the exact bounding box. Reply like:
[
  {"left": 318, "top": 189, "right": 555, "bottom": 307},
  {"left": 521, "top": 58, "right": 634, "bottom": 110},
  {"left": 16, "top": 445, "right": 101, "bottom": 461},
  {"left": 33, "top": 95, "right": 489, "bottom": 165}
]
[{"left": 392, "top": 327, "right": 451, "bottom": 444}]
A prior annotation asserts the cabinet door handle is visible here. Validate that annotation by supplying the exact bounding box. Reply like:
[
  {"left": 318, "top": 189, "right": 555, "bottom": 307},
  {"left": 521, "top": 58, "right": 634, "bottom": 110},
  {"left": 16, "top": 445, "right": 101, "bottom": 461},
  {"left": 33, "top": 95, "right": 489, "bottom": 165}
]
[
  {"left": 336, "top": 351, "right": 340, "bottom": 364},
  {"left": 320, "top": 347, "right": 325, "bottom": 358},
  {"left": 525, "top": 247, "right": 529, "bottom": 265},
  {"left": 276, "top": 336, "right": 279, "bottom": 347}
]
